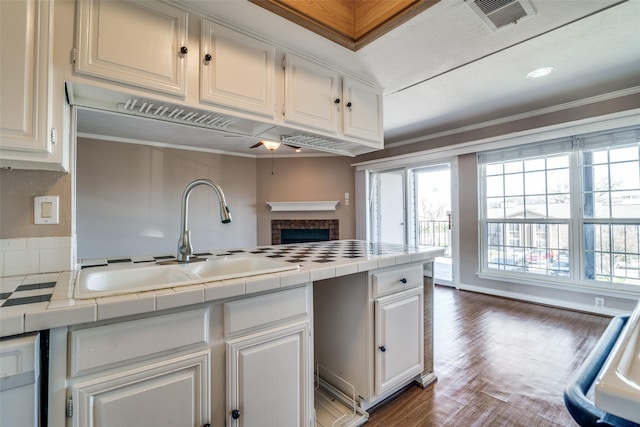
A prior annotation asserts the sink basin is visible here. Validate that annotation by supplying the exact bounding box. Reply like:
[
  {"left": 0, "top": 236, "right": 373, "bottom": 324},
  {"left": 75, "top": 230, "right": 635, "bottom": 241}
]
[
  {"left": 75, "top": 256, "right": 299, "bottom": 299},
  {"left": 595, "top": 301, "right": 640, "bottom": 423},
  {"left": 181, "top": 256, "right": 299, "bottom": 279}
]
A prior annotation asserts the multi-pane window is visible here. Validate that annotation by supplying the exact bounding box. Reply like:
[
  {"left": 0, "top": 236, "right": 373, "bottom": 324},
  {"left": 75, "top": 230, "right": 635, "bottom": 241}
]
[{"left": 479, "top": 125, "right": 640, "bottom": 288}]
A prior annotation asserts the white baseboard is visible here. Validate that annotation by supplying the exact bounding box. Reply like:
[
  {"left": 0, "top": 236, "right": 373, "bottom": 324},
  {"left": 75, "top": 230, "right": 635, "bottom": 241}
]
[{"left": 457, "top": 282, "right": 630, "bottom": 316}]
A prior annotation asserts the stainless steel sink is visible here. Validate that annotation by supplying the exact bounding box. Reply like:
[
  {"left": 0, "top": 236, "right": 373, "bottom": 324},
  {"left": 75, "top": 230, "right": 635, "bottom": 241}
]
[{"left": 75, "top": 256, "right": 299, "bottom": 299}]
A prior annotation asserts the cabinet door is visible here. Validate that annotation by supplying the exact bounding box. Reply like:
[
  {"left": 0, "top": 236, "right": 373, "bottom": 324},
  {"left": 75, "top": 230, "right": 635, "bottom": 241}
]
[
  {"left": 71, "top": 351, "right": 210, "bottom": 427},
  {"left": 342, "top": 76, "right": 383, "bottom": 144},
  {"left": 75, "top": 0, "right": 188, "bottom": 96},
  {"left": 200, "top": 20, "right": 276, "bottom": 119},
  {"left": 374, "top": 287, "right": 424, "bottom": 396},
  {"left": 283, "top": 54, "right": 339, "bottom": 133},
  {"left": 0, "top": 0, "right": 52, "bottom": 154},
  {"left": 227, "top": 322, "right": 311, "bottom": 427}
]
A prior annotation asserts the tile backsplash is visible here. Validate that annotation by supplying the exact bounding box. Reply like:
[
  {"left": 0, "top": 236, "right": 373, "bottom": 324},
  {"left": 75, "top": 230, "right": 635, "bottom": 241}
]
[{"left": 0, "top": 237, "right": 74, "bottom": 277}]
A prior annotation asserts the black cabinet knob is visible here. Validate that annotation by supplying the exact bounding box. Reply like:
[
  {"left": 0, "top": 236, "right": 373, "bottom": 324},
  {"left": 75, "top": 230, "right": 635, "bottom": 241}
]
[
  {"left": 231, "top": 409, "right": 241, "bottom": 419},
  {"left": 334, "top": 98, "right": 340, "bottom": 104},
  {"left": 379, "top": 345, "right": 386, "bottom": 352},
  {"left": 400, "top": 278, "right": 407, "bottom": 284},
  {"left": 346, "top": 101, "right": 352, "bottom": 108},
  {"left": 180, "top": 46, "right": 188, "bottom": 54},
  {"left": 204, "top": 53, "right": 212, "bottom": 61}
]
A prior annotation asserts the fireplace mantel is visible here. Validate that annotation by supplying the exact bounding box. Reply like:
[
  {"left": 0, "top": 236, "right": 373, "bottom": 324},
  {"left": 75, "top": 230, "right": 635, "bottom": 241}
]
[{"left": 266, "top": 201, "right": 339, "bottom": 211}]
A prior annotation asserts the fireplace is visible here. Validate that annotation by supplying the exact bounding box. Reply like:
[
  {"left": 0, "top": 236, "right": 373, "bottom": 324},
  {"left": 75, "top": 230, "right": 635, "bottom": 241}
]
[{"left": 271, "top": 219, "right": 339, "bottom": 245}]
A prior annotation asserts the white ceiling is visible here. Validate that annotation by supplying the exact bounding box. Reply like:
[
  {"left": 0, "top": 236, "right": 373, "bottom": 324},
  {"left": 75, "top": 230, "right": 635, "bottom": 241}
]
[{"left": 79, "top": 0, "right": 640, "bottom": 156}]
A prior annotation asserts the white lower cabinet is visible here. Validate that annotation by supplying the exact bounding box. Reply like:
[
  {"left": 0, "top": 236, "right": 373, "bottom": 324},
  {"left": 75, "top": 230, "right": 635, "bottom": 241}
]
[
  {"left": 374, "top": 287, "right": 424, "bottom": 396},
  {"left": 71, "top": 351, "right": 210, "bottom": 427},
  {"left": 314, "top": 263, "right": 425, "bottom": 412},
  {"left": 65, "top": 308, "right": 212, "bottom": 427},
  {"left": 226, "top": 322, "right": 311, "bottom": 427},
  {"left": 224, "top": 285, "right": 313, "bottom": 427}
]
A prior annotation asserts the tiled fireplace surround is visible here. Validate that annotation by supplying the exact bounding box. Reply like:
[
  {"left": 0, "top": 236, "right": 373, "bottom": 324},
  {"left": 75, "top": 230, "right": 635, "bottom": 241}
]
[{"left": 271, "top": 219, "right": 339, "bottom": 245}]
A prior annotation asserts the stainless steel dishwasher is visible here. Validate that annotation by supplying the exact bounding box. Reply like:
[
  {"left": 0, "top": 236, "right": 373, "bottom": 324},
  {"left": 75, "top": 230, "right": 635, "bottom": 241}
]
[{"left": 0, "top": 332, "right": 40, "bottom": 426}]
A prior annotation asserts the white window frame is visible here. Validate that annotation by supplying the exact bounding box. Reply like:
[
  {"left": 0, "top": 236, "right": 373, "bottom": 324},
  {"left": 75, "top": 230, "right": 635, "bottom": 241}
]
[{"left": 478, "top": 125, "right": 640, "bottom": 294}]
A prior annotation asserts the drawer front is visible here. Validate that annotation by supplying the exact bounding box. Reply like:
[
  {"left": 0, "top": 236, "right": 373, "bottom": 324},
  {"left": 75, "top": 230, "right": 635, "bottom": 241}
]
[
  {"left": 224, "top": 285, "right": 310, "bottom": 336},
  {"left": 69, "top": 308, "right": 209, "bottom": 377},
  {"left": 371, "top": 264, "right": 423, "bottom": 297}
]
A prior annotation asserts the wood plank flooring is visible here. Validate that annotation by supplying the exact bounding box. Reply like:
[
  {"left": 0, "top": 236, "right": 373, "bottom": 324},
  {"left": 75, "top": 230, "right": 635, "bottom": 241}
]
[{"left": 366, "top": 285, "right": 612, "bottom": 426}]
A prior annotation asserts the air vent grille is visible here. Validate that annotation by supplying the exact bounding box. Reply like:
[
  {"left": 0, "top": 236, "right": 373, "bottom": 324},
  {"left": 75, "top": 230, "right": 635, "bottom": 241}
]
[
  {"left": 280, "top": 135, "right": 361, "bottom": 157},
  {"left": 474, "top": 0, "right": 515, "bottom": 14},
  {"left": 468, "top": 0, "right": 535, "bottom": 30},
  {"left": 117, "top": 98, "right": 236, "bottom": 132}
]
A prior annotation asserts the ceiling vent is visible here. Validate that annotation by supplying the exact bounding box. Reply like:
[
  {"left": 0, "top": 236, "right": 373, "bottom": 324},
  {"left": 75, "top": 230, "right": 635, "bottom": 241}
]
[{"left": 467, "top": 0, "right": 536, "bottom": 31}]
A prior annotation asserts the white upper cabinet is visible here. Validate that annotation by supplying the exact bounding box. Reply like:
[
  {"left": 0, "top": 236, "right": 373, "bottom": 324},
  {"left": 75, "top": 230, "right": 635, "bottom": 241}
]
[
  {"left": 75, "top": 0, "right": 188, "bottom": 97},
  {"left": 342, "top": 76, "right": 384, "bottom": 143},
  {"left": 283, "top": 53, "right": 383, "bottom": 145},
  {"left": 200, "top": 20, "right": 276, "bottom": 119},
  {"left": 0, "top": 0, "right": 67, "bottom": 171},
  {"left": 283, "top": 53, "right": 340, "bottom": 133}
]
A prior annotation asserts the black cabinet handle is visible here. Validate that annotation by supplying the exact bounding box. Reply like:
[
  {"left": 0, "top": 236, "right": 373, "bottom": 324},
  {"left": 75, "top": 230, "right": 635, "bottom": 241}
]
[
  {"left": 231, "top": 409, "right": 241, "bottom": 419},
  {"left": 334, "top": 98, "right": 340, "bottom": 104},
  {"left": 204, "top": 53, "right": 212, "bottom": 61},
  {"left": 379, "top": 345, "right": 386, "bottom": 352},
  {"left": 203, "top": 424, "right": 211, "bottom": 427},
  {"left": 346, "top": 101, "right": 352, "bottom": 108},
  {"left": 180, "top": 46, "right": 188, "bottom": 54},
  {"left": 400, "top": 278, "right": 407, "bottom": 284}
]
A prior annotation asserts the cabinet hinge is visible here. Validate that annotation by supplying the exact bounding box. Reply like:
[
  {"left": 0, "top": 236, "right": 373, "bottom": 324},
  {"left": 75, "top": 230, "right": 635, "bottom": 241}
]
[
  {"left": 70, "top": 48, "right": 77, "bottom": 64},
  {"left": 281, "top": 54, "right": 286, "bottom": 70},
  {"left": 66, "top": 395, "right": 73, "bottom": 418}
]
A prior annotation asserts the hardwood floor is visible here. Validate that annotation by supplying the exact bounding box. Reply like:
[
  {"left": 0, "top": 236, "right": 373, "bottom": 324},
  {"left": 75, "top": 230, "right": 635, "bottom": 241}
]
[{"left": 366, "top": 285, "right": 612, "bottom": 426}]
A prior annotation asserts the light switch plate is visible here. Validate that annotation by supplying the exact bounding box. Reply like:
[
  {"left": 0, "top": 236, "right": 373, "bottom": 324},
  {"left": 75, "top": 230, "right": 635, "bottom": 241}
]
[{"left": 34, "top": 196, "right": 59, "bottom": 224}]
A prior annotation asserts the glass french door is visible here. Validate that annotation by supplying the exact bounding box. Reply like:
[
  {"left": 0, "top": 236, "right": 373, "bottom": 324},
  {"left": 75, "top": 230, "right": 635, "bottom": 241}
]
[
  {"left": 369, "top": 162, "right": 454, "bottom": 285},
  {"left": 370, "top": 169, "right": 406, "bottom": 244}
]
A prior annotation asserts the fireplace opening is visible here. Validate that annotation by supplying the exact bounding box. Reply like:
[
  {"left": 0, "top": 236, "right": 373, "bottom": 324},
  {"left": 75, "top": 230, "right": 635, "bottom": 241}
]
[
  {"left": 271, "top": 219, "right": 339, "bottom": 245},
  {"left": 281, "top": 228, "right": 330, "bottom": 244}
]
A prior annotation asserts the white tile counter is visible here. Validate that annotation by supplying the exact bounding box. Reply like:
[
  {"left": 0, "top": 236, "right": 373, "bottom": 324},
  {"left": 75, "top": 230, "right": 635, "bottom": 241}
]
[{"left": 0, "top": 240, "right": 444, "bottom": 337}]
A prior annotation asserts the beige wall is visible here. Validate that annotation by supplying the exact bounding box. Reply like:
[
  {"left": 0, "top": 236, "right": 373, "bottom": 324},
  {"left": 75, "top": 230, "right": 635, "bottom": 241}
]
[
  {"left": 0, "top": 169, "right": 72, "bottom": 238},
  {"left": 256, "top": 156, "right": 356, "bottom": 246},
  {"left": 76, "top": 138, "right": 258, "bottom": 259}
]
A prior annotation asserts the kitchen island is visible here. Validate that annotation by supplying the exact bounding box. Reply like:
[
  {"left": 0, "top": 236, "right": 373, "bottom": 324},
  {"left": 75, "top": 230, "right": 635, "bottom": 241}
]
[{"left": 0, "top": 240, "right": 443, "bottom": 427}]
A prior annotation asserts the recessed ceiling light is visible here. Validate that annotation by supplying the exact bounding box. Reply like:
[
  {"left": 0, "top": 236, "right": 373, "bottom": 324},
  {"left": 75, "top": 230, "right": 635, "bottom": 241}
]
[{"left": 527, "top": 67, "right": 555, "bottom": 79}]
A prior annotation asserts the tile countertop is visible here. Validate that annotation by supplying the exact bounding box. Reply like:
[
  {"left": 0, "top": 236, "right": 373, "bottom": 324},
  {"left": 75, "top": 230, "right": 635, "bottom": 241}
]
[{"left": 0, "top": 240, "right": 444, "bottom": 338}]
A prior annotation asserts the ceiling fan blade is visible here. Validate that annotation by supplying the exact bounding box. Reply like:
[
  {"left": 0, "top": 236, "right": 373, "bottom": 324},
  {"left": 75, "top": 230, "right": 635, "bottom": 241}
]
[
  {"left": 284, "top": 144, "right": 301, "bottom": 150},
  {"left": 249, "top": 142, "right": 264, "bottom": 148}
]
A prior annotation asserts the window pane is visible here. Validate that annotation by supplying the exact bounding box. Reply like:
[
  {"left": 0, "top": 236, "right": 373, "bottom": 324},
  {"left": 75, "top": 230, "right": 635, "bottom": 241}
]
[
  {"left": 585, "top": 223, "right": 640, "bottom": 284},
  {"left": 486, "top": 222, "right": 569, "bottom": 277},
  {"left": 610, "top": 146, "right": 639, "bottom": 163},
  {"left": 486, "top": 163, "right": 503, "bottom": 176},
  {"left": 592, "top": 150, "right": 609, "bottom": 164},
  {"left": 610, "top": 162, "right": 640, "bottom": 190},
  {"left": 612, "top": 190, "right": 640, "bottom": 218},
  {"left": 486, "top": 176, "right": 504, "bottom": 197},
  {"left": 592, "top": 164, "right": 609, "bottom": 191},
  {"left": 547, "top": 169, "right": 569, "bottom": 194},
  {"left": 524, "top": 158, "right": 545, "bottom": 172},
  {"left": 524, "top": 171, "right": 546, "bottom": 195},
  {"left": 504, "top": 161, "right": 522, "bottom": 174},
  {"left": 547, "top": 155, "right": 569, "bottom": 169},
  {"left": 504, "top": 197, "right": 524, "bottom": 218},
  {"left": 504, "top": 173, "right": 523, "bottom": 196}
]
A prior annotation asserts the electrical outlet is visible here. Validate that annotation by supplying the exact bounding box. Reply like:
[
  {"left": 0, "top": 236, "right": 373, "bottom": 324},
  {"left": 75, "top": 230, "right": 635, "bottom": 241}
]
[{"left": 595, "top": 297, "right": 605, "bottom": 307}]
